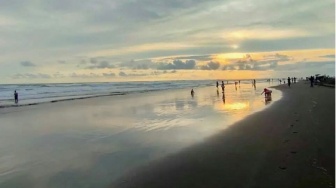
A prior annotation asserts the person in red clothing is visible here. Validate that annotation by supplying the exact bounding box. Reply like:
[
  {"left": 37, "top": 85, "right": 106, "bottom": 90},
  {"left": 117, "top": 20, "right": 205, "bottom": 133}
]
[{"left": 261, "top": 88, "right": 272, "bottom": 97}]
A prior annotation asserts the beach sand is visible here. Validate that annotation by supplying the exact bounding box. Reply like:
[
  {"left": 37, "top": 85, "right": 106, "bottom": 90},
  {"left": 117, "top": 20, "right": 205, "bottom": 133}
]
[
  {"left": 112, "top": 81, "right": 335, "bottom": 188},
  {"left": 0, "top": 83, "right": 280, "bottom": 188},
  {"left": 0, "top": 81, "right": 333, "bottom": 188}
]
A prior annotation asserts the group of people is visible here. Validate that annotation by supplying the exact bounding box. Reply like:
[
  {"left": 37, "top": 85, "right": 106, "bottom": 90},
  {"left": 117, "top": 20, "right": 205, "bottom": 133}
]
[
  {"left": 216, "top": 81, "right": 227, "bottom": 93},
  {"left": 278, "top": 77, "right": 297, "bottom": 87}
]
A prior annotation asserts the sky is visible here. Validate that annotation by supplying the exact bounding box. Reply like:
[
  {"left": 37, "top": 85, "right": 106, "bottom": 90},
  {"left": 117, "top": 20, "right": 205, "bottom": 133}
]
[{"left": 0, "top": 0, "right": 335, "bottom": 83}]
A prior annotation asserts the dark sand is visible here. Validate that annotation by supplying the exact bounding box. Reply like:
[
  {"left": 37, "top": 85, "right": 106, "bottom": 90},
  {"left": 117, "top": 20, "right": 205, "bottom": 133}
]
[{"left": 112, "top": 81, "right": 335, "bottom": 188}]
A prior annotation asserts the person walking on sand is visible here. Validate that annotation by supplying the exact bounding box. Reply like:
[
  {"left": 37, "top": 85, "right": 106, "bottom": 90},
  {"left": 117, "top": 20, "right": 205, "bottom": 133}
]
[
  {"left": 14, "top": 90, "right": 18, "bottom": 104},
  {"left": 216, "top": 81, "right": 219, "bottom": 89},
  {"left": 221, "top": 81, "right": 225, "bottom": 92},
  {"left": 287, "top": 77, "right": 291, "bottom": 87},
  {"left": 191, "top": 89, "right": 195, "bottom": 97}
]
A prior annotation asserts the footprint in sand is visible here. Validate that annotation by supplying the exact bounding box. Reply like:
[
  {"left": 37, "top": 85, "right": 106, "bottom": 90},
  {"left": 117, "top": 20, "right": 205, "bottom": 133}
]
[
  {"left": 290, "top": 151, "right": 297, "bottom": 154},
  {"left": 283, "top": 139, "right": 289, "bottom": 143},
  {"left": 279, "top": 166, "right": 287, "bottom": 170},
  {"left": 293, "top": 131, "right": 298, "bottom": 134},
  {"left": 290, "top": 124, "right": 294, "bottom": 127}
]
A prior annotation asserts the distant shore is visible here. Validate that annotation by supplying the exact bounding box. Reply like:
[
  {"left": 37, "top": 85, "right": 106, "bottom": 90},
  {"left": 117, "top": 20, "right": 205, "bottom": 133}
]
[{"left": 112, "top": 81, "right": 335, "bottom": 188}]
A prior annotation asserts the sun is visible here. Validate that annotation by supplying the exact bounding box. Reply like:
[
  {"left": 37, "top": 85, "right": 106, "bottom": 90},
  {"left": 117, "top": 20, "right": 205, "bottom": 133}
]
[{"left": 231, "top": 44, "right": 239, "bottom": 49}]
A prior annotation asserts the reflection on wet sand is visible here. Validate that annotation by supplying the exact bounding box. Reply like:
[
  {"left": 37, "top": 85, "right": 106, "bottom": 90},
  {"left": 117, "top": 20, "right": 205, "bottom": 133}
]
[
  {"left": 265, "top": 96, "right": 272, "bottom": 105},
  {"left": 0, "top": 82, "right": 281, "bottom": 188}
]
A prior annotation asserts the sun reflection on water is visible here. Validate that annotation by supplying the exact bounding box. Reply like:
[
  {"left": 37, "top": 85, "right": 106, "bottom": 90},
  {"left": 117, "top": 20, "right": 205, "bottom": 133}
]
[{"left": 225, "top": 102, "right": 249, "bottom": 110}]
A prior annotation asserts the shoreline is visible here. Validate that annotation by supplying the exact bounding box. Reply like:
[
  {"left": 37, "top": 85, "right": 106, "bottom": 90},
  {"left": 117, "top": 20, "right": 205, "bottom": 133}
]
[
  {"left": 0, "top": 82, "right": 282, "bottom": 188},
  {"left": 112, "top": 81, "right": 335, "bottom": 188}
]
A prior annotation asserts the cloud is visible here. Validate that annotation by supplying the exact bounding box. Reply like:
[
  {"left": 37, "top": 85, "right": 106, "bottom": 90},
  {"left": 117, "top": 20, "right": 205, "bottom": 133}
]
[
  {"left": 69, "top": 72, "right": 100, "bottom": 78},
  {"left": 102, "top": 72, "right": 116, "bottom": 77},
  {"left": 58, "top": 60, "right": 67, "bottom": 64},
  {"left": 223, "top": 53, "right": 292, "bottom": 71},
  {"left": 320, "top": 54, "right": 335, "bottom": 59},
  {"left": 160, "top": 55, "right": 213, "bottom": 61},
  {"left": 157, "top": 59, "right": 196, "bottom": 70},
  {"left": 12, "top": 73, "right": 51, "bottom": 79},
  {"left": 128, "top": 73, "right": 148, "bottom": 77},
  {"left": 200, "top": 61, "right": 220, "bottom": 70},
  {"left": 85, "top": 59, "right": 116, "bottom": 69},
  {"left": 119, "top": 59, "right": 154, "bottom": 69},
  {"left": 20, "top": 61, "right": 36, "bottom": 67},
  {"left": 119, "top": 71, "right": 127, "bottom": 76},
  {"left": 0, "top": 0, "right": 334, "bottom": 83},
  {"left": 53, "top": 72, "right": 65, "bottom": 78},
  {"left": 222, "top": 65, "right": 237, "bottom": 70},
  {"left": 274, "top": 60, "right": 335, "bottom": 71}
]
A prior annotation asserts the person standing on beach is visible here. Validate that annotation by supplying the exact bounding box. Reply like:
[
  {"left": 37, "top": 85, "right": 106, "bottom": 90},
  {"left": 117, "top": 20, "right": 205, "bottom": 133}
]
[
  {"left": 287, "top": 77, "right": 291, "bottom": 87},
  {"left": 14, "top": 90, "right": 18, "bottom": 104},
  {"left": 216, "top": 81, "right": 219, "bottom": 89},
  {"left": 310, "top": 76, "right": 314, "bottom": 87},
  {"left": 221, "top": 81, "right": 225, "bottom": 92},
  {"left": 191, "top": 89, "right": 195, "bottom": 97}
]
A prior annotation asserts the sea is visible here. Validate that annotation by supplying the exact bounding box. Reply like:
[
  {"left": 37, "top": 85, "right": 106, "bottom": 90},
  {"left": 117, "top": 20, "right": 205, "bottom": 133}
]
[{"left": 0, "top": 79, "right": 273, "bottom": 107}]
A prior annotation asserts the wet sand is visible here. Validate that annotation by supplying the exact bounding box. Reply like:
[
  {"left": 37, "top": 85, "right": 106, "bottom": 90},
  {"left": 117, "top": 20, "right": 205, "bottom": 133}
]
[
  {"left": 0, "top": 83, "right": 281, "bottom": 188},
  {"left": 112, "top": 81, "right": 335, "bottom": 188}
]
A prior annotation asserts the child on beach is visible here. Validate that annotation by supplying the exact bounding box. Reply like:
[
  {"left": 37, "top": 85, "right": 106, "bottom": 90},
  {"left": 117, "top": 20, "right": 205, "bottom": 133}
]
[{"left": 261, "top": 88, "right": 272, "bottom": 97}]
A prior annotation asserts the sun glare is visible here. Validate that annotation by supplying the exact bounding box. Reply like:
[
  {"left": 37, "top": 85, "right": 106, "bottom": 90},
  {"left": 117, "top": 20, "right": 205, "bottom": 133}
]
[{"left": 231, "top": 44, "right": 239, "bottom": 49}]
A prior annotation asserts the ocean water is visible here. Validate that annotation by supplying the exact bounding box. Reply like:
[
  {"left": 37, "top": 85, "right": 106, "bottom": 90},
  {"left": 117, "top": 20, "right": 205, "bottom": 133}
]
[
  {"left": 0, "top": 79, "right": 282, "bottom": 188},
  {"left": 0, "top": 80, "right": 214, "bottom": 107},
  {"left": 0, "top": 79, "right": 272, "bottom": 107}
]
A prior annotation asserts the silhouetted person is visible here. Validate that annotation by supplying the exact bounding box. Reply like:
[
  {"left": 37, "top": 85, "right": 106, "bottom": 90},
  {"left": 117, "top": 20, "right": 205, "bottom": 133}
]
[
  {"left": 216, "top": 81, "right": 219, "bottom": 89},
  {"left": 310, "top": 76, "right": 314, "bottom": 87},
  {"left": 191, "top": 89, "right": 195, "bottom": 97},
  {"left": 279, "top": 79, "right": 282, "bottom": 84},
  {"left": 287, "top": 77, "right": 291, "bottom": 87},
  {"left": 221, "top": 81, "right": 225, "bottom": 92},
  {"left": 14, "top": 90, "right": 18, "bottom": 104},
  {"left": 238, "top": 80, "right": 240, "bottom": 85},
  {"left": 294, "top": 77, "right": 297, "bottom": 83}
]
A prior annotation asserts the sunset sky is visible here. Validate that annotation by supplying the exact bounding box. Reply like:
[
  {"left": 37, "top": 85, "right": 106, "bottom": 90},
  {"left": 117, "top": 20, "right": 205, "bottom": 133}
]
[{"left": 0, "top": 0, "right": 334, "bottom": 83}]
